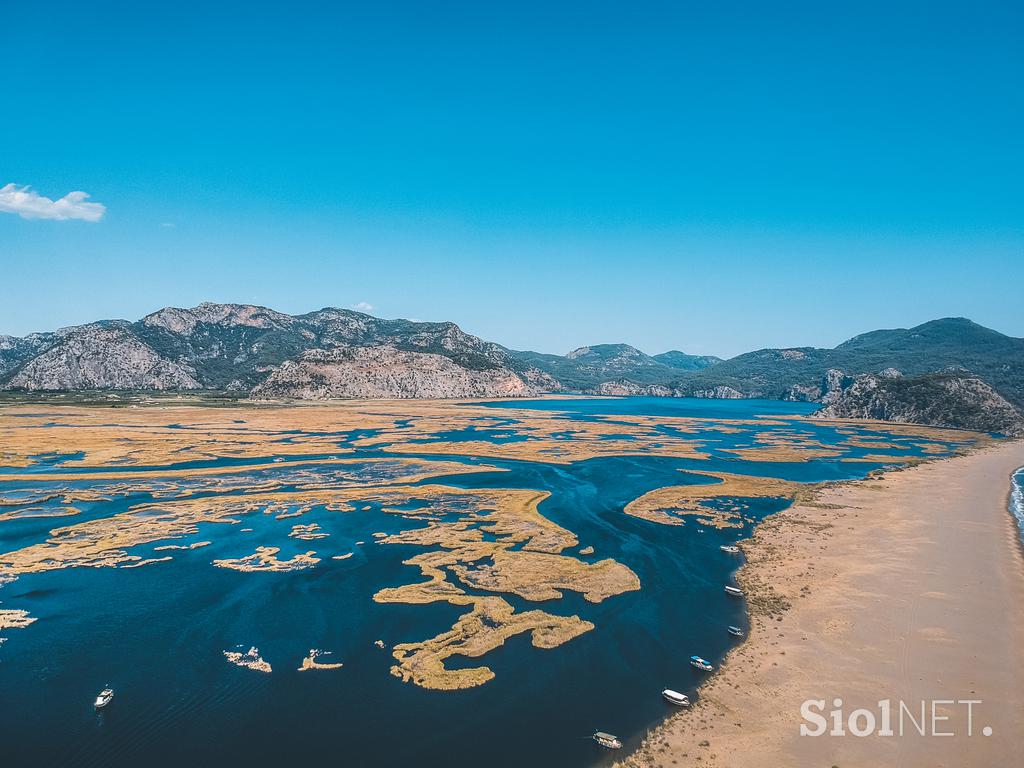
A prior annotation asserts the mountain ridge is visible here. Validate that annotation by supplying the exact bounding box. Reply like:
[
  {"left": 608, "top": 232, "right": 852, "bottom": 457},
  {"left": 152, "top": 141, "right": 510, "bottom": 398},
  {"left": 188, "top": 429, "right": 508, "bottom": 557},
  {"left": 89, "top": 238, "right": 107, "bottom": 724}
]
[
  {"left": 1, "top": 305, "right": 1020, "bottom": 432},
  {"left": 672, "top": 316, "right": 1024, "bottom": 409},
  {"left": 0, "top": 303, "right": 555, "bottom": 399}
]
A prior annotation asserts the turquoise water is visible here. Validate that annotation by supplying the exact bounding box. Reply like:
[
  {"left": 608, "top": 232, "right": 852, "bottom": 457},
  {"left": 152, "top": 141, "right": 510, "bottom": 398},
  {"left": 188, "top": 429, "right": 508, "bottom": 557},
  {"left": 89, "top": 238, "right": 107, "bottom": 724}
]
[
  {"left": 475, "top": 395, "right": 822, "bottom": 419},
  {"left": 0, "top": 398, "right": 959, "bottom": 767}
]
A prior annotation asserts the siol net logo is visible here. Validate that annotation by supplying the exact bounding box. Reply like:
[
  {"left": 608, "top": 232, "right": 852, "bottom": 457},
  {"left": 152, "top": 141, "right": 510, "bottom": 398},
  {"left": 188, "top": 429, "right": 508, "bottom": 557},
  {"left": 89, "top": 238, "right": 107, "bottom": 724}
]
[{"left": 800, "top": 698, "right": 991, "bottom": 738}]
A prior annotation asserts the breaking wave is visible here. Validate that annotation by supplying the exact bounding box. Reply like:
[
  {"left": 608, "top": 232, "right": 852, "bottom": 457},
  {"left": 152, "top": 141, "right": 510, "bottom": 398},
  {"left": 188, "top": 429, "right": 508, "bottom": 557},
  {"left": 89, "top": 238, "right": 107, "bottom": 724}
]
[{"left": 1011, "top": 468, "right": 1024, "bottom": 544}]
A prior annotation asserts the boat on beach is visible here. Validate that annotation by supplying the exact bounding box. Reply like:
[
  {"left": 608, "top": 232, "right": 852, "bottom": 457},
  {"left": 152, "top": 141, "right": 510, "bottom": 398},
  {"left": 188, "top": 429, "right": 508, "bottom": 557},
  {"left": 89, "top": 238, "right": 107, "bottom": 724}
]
[
  {"left": 593, "top": 731, "right": 622, "bottom": 749},
  {"left": 662, "top": 689, "right": 690, "bottom": 706},
  {"left": 719, "top": 544, "right": 740, "bottom": 553},
  {"left": 724, "top": 585, "right": 743, "bottom": 597},
  {"left": 727, "top": 625, "right": 744, "bottom": 637},
  {"left": 93, "top": 688, "right": 114, "bottom": 709},
  {"left": 690, "top": 655, "right": 714, "bottom": 672}
]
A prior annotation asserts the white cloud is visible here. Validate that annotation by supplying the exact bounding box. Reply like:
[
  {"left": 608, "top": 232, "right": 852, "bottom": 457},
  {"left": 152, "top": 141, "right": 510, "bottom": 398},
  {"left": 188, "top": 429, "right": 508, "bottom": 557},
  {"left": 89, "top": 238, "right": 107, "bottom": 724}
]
[
  {"left": 350, "top": 301, "right": 374, "bottom": 312},
  {"left": 0, "top": 183, "right": 106, "bottom": 222}
]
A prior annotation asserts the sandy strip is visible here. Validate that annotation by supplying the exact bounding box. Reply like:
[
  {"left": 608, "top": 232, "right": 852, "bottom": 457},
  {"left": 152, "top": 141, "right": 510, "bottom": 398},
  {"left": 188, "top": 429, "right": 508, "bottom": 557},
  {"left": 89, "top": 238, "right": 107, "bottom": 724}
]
[{"left": 618, "top": 439, "right": 1024, "bottom": 768}]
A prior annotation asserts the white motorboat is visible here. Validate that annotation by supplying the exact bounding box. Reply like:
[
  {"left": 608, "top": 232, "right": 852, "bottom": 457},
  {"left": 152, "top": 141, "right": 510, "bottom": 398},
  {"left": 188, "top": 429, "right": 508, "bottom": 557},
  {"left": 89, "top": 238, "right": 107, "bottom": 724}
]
[
  {"left": 727, "top": 625, "right": 745, "bottom": 637},
  {"left": 593, "top": 731, "right": 622, "bottom": 749},
  {"left": 94, "top": 688, "right": 114, "bottom": 709},
  {"left": 690, "top": 655, "right": 714, "bottom": 672},
  {"left": 720, "top": 545, "right": 740, "bottom": 553},
  {"left": 662, "top": 689, "right": 690, "bottom": 707},
  {"left": 724, "top": 585, "right": 744, "bottom": 597}
]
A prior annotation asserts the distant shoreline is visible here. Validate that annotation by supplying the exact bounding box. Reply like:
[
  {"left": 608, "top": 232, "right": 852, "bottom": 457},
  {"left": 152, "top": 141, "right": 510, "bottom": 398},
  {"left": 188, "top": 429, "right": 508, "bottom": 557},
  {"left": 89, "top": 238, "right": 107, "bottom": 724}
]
[{"left": 616, "top": 438, "right": 1024, "bottom": 768}]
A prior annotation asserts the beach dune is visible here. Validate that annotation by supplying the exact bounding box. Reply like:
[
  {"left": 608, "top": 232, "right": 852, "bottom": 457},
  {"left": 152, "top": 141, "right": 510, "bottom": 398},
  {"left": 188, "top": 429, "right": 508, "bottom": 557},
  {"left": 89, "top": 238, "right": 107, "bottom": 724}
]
[{"left": 619, "top": 439, "right": 1024, "bottom": 767}]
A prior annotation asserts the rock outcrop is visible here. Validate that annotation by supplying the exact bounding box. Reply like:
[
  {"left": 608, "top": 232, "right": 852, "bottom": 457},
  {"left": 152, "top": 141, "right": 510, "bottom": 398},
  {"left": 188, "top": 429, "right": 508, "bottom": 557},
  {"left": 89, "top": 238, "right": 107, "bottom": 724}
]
[
  {"left": 4, "top": 325, "right": 201, "bottom": 391},
  {"left": 813, "top": 370, "right": 1024, "bottom": 435},
  {"left": 0, "top": 334, "right": 52, "bottom": 378},
  {"left": 251, "top": 346, "right": 540, "bottom": 400},
  {"left": 595, "top": 380, "right": 675, "bottom": 397},
  {"left": 690, "top": 386, "right": 744, "bottom": 400}
]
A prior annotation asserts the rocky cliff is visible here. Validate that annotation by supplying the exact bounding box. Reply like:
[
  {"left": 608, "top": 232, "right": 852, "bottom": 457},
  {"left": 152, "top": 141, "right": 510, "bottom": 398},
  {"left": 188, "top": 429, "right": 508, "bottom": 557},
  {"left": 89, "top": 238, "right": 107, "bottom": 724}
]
[
  {"left": 812, "top": 369, "right": 1024, "bottom": 435},
  {"left": 4, "top": 324, "right": 201, "bottom": 391},
  {"left": 594, "top": 379, "right": 676, "bottom": 397},
  {"left": 251, "top": 346, "right": 541, "bottom": 399},
  {"left": 0, "top": 303, "right": 548, "bottom": 398}
]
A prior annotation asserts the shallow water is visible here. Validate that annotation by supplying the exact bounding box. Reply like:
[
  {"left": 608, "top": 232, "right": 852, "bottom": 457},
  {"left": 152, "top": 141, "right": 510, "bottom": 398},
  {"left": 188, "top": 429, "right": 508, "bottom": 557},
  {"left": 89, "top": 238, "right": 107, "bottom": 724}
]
[{"left": 0, "top": 397, "right": 964, "bottom": 767}]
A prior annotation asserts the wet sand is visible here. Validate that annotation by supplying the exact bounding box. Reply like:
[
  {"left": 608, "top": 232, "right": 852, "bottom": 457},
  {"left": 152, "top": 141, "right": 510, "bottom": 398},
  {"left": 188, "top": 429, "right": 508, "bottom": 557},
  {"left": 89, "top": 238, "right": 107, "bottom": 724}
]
[{"left": 618, "top": 439, "right": 1024, "bottom": 767}]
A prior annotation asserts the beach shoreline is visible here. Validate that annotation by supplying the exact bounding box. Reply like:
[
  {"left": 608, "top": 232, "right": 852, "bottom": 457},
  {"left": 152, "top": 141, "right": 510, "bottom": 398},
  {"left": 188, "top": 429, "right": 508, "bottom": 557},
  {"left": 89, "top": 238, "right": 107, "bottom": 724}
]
[{"left": 616, "top": 438, "right": 1024, "bottom": 768}]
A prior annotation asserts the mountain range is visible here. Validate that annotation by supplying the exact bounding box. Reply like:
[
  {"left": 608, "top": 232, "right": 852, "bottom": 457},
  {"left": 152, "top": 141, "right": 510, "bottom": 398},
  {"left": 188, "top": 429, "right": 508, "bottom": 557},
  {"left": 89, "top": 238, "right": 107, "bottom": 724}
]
[{"left": 1, "top": 304, "right": 1021, "bottom": 433}]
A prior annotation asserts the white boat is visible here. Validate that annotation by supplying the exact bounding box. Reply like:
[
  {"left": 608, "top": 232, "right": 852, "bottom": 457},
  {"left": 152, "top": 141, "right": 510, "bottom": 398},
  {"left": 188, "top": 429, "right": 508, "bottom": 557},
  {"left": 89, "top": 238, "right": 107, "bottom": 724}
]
[
  {"left": 593, "top": 731, "right": 622, "bottom": 749},
  {"left": 690, "top": 655, "right": 714, "bottom": 672},
  {"left": 727, "top": 625, "right": 744, "bottom": 637},
  {"left": 662, "top": 689, "right": 690, "bottom": 707},
  {"left": 724, "top": 585, "right": 744, "bottom": 597},
  {"left": 720, "top": 544, "right": 740, "bottom": 553},
  {"left": 273, "top": 457, "right": 285, "bottom": 463},
  {"left": 94, "top": 688, "right": 114, "bottom": 709}
]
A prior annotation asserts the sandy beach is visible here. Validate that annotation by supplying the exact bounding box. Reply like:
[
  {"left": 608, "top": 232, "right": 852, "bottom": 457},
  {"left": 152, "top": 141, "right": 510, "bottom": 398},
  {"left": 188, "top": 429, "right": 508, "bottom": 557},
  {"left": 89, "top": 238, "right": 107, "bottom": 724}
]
[{"left": 618, "top": 438, "right": 1024, "bottom": 768}]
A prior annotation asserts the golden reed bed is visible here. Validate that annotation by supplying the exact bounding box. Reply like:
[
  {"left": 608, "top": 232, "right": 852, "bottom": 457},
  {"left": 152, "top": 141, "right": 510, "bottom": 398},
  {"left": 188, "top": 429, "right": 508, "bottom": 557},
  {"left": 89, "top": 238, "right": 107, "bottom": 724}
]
[{"left": 0, "top": 399, "right": 983, "bottom": 690}]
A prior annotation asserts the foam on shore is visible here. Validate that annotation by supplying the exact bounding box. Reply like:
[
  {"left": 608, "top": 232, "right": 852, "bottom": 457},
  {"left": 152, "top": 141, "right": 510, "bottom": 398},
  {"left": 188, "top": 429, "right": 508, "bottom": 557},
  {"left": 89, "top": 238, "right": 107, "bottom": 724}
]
[{"left": 1011, "top": 468, "right": 1024, "bottom": 543}]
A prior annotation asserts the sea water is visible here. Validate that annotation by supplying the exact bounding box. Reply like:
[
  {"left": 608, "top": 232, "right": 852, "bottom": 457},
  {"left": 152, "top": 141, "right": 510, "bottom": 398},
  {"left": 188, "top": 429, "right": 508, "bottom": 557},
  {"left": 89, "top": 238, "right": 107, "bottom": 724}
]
[{"left": 0, "top": 397, "right": 962, "bottom": 767}]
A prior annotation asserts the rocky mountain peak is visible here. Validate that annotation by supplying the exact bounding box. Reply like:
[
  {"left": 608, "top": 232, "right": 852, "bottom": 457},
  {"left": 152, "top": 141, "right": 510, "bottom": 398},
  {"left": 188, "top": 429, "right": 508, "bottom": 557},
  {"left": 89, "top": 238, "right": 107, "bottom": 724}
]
[
  {"left": 143, "top": 302, "right": 294, "bottom": 335},
  {"left": 4, "top": 324, "right": 201, "bottom": 391}
]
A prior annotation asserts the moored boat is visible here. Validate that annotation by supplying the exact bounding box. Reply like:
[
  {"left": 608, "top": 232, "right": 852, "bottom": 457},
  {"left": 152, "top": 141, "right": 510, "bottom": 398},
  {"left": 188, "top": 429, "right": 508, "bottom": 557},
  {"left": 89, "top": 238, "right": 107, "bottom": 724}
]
[
  {"left": 727, "top": 625, "right": 744, "bottom": 637},
  {"left": 724, "top": 585, "right": 743, "bottom": 597},
  {"left": 719, "top": 544, "right": 740, "bottom": 553},
  {"left": 690, "top": 655, "right": 714, "bottom": 672},
  {"left": 593, "top": 731, "right": 622, "bottom": 749},
  {"left": 94, "top": 688, "right": 114, "bottom": 709},
  {"left": 662, "top": 688, "right": 690, "bottom": 706}
]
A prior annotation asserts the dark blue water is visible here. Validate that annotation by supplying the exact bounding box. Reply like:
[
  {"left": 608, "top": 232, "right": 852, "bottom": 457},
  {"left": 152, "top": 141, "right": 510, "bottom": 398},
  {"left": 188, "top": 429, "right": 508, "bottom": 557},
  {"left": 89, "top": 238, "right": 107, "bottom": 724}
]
[{"left": 0, "top": 398, "right": 962, "bottom": 767}]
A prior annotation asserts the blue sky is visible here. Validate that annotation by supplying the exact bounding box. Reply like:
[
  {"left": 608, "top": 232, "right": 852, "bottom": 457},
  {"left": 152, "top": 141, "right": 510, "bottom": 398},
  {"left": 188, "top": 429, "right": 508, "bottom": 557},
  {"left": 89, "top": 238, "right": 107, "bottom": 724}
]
[{"left": 2, "top": 1, "right": 1022, "bottom": 358}]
